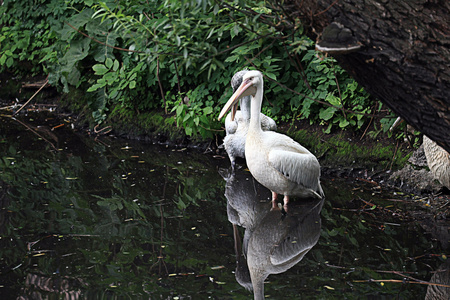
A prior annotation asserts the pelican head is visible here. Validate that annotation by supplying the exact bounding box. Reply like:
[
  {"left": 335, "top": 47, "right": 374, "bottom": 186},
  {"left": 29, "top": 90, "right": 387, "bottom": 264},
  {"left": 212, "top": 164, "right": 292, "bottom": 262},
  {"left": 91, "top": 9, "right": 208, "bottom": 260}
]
[{"left": 218, "top": 70, "right": 261, "bottom": 121}]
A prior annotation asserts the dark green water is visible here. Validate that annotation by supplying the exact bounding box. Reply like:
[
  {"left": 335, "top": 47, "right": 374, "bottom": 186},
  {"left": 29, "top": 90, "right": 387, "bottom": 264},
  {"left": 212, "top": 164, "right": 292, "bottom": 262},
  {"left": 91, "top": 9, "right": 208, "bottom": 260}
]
[{"left": 0, "top": 114, "right": 447, "bottom": 299}]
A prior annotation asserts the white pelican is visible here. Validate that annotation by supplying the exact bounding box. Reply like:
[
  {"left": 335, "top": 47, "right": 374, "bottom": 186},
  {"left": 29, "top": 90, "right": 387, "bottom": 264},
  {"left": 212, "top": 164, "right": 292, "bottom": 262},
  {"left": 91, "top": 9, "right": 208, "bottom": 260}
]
[
  {"left": 219, "top": 70, "right": 324, "bottom": 209},
  {"left": 223, "top": 70, "right": 277, "bottom": 169}
]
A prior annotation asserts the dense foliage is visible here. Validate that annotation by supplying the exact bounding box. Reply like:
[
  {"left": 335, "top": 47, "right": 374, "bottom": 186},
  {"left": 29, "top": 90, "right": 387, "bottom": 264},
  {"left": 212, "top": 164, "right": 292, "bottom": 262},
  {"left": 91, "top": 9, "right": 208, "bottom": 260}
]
[{"left": 0, "top": 0, "right": 395, "bottom": 139}]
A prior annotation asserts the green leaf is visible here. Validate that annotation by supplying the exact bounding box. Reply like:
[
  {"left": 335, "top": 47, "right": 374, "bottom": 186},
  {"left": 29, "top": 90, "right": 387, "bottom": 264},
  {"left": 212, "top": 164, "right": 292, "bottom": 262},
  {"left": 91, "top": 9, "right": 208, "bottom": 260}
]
[
  {"left": 93, "top": 64, "right": 109, "bottom": 75},
  {"left": 319, "top": 107, "right": 336, "bottom": 121},
  {"left": 339, "top": 118, "right": 350, "bottom": 128},
  {"left": 266, "top": 72, "right": 277, "bottom": 81},
  {"left": 203, "top": 106, "right": 213, "bottom": 115},
  {"left": 87, "top": 82, "right": 106, "bottom": 92},
  {"left": 105, "top": 58, "right": 113, "bottom": 69},
  {"left": 176, "top": 105, "right": 184, "bottom": 117},
  {"left": 113, "top": 59, "right": 119, "bottom": 72},
  {"left": 6, "top": 57, "right": 14, "bottom": 68}
]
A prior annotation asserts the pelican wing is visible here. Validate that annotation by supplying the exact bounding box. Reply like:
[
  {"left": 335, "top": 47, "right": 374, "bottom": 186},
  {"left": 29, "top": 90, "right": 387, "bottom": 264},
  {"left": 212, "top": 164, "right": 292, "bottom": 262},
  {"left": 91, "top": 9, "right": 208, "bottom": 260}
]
[
  {"left": 268, "top": 142, "right": 321, "bottom": 191},
  {"left": 270, "top": 203, "right": 322, "bottom": 267},
  {"left": 260, "top": 114, "right": 277, "bottom": 131}
]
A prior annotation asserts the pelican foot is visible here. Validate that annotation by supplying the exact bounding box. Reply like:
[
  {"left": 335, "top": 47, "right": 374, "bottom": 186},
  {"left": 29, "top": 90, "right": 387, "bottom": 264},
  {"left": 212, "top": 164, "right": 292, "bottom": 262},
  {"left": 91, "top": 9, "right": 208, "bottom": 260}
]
[{"left": 271, "top": 201, "right": 282, "bottom": 211}]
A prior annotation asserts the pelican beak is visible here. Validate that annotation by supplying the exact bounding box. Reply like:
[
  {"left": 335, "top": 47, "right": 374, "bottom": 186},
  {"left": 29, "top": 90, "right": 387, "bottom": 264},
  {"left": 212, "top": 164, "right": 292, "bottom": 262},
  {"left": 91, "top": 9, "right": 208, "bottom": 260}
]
[{"left": 218, "top": 79, "right": 253, "bottom": 121}]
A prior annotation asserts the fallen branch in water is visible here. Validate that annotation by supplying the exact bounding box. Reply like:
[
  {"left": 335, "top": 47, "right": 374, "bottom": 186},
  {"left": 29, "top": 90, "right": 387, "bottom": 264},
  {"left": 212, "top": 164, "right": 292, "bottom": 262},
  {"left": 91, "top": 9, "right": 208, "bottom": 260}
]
[
  {"left": 11, "top": 116, "right": 58, "bottom": 151},
  {"left": 93, "top": 124, "right": 112, "bottom": 135},
  {"left": 13, "top": 78, "right": 49, "bottom": 116}
]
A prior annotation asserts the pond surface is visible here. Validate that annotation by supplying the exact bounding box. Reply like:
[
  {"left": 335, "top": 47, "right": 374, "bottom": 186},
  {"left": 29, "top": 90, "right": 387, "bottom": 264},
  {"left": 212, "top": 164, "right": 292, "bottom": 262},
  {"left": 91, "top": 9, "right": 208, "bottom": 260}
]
[{"left": 0, "top": 113, "right": 448, "bottom": 299}]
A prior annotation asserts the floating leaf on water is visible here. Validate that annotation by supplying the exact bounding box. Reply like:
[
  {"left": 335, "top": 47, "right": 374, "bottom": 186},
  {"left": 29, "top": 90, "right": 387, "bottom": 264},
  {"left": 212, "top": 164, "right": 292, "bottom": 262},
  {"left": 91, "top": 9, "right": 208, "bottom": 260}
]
[
  {"left": 65, "top": 177, "right": 78, "bottom": 180},
  {"left": 191, "top": 227, "right": 196, "bottom": 230},
  {"left": 216, "top": 281, "right": 226, "bottom": 285},
  {"left": 211, "top": 266, "right": 224, "bottom": 270},
  {"left": 442, "top": 254, "right": 447, "bottom": 260},
  {"left": 131, "top": 156, "right": 139, "bottom": 158},
  {"left": 121, "top": 146, "right": 131, "bottom": 150},
  {"left": 380, "top": 282, "right": 385, "bottom": 286},
  {"left": 138, "top": 161, "right": 145, "bottom": 163},
  {"left": 33, "top": 253, "right": 46, "bottom": 257},
  {"left": 370, "top": 205, "right": 377, "bottom": 210},
  {"left": 324, "top": 285, "right": 335, "bottom": 290}
]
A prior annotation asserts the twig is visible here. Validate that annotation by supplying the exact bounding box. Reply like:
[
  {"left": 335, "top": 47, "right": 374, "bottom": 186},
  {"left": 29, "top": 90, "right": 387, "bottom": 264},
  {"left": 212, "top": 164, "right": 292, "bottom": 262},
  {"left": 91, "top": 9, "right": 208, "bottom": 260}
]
[
  {"left": 13, "top": 79, "right": 49, "bottom": 116},
  {"left": 314, "top": 0, "right": 340, "bottom": 16},
  {"left": 157, "top": 57, "right": 167, "bottom": 114},
  {"left": 11, "top": 117, "right": 58, "bottom": 151},
  {"left": 360, "top": 108, "right": 374, "bottom": 140},
  {"left": 0, "top": 105, "right": 17, "bottom": 111},
  {"left": 332, "top": 66, "right": 347, "bottom": 119},
  {"left": 388, "top": 140, "right": 399, "bottom": 170},
  {"left": 93, "top": 124, "right": 112, "bottom": 135},
  {"left": 51, "top": 124, "right": 65, "bottom": 131},
  {"left": 437, "top": 200, "right": 450, "bottom": 210}
]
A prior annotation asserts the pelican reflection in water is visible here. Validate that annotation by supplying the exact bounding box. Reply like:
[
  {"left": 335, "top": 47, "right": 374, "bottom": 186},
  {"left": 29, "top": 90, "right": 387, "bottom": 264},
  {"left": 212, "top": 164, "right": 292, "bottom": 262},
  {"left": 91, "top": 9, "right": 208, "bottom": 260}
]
[{"left": 220, "top": 168, "right": 324, "bottom": 299}]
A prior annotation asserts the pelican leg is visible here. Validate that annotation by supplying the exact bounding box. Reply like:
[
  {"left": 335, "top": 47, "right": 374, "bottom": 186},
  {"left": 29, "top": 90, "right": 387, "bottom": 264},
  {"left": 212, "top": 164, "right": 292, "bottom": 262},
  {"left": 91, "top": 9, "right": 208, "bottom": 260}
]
[
  {"left": 271, "top": 191, "right": 279, "bottom": 210},
  {"left": 283, "top": 195, "right": 290, "bottom": 211}
]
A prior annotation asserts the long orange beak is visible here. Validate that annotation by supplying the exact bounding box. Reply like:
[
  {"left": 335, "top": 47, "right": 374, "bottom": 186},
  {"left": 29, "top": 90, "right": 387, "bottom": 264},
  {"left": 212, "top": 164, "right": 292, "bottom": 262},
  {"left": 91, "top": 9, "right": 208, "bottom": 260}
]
[{"left": 218, "top": 79, "right": 253, "bottom": 121}]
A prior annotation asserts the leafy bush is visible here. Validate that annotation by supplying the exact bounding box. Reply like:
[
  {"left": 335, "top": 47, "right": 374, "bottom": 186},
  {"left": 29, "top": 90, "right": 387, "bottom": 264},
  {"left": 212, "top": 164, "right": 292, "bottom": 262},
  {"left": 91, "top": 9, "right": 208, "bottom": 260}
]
[{"left": 1, "top": 0, "right": 382, "bottom": 139}]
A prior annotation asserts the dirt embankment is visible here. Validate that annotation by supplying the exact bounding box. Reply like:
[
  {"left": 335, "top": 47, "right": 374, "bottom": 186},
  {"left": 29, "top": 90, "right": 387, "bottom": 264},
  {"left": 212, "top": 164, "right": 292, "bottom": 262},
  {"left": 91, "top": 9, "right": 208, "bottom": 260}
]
[{"left": 2, "top": 76, "right": 449, "bottom": 200}]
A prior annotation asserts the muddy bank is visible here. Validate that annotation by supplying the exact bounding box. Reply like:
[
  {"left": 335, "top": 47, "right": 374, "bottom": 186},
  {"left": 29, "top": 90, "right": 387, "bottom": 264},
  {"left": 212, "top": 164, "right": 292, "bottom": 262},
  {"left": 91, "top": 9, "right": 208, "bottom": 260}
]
[{"left": 1, "top": 78, "right": 448, "bottom": 200}]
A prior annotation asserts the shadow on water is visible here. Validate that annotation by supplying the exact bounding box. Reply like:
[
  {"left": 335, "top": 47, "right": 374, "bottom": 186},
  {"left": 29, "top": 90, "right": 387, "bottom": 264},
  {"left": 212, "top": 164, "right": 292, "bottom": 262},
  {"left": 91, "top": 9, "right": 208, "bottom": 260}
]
[{"left": 0, "top": 113, "right": 449, "bottom": 299}]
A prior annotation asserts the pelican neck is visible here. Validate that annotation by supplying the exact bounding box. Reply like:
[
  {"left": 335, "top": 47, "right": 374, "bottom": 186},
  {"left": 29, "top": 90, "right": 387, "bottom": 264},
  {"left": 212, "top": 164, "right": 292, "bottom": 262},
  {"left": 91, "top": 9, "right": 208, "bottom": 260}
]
[
  {"left": 240, "top": 96, "right": 251, "bottom": 121},
  {"left": 248, "top": 79, "right": 264, "bottom": 132}
]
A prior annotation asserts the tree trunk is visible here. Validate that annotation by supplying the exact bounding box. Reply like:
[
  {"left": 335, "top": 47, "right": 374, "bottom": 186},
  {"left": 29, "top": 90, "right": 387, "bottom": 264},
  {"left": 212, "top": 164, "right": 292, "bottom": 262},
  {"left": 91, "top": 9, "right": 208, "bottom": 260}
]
[{"left": 284, "top": 0, "right": 450, "bottom": 152}]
